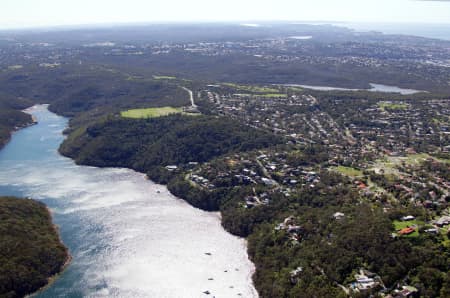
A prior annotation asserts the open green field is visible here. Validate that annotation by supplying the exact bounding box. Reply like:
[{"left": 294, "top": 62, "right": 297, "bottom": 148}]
[
  {"left": 332, "top": 166, "right": 363, "bottom": 177},
  {"left": 370, "top": 153, "right": 447, "bottom": 178},
  {"left": 8, "top": 65, "right": 23, "bottom": 70},
  {"left": 286, "top": 86, "right": 303, "bottom": 92},
  {"left": 378, "top": 101, "right": 409, "bottom": 111},
  {"left": 121, "top": 107, "right": 183, "bottom": 118},
  {"left": 388, "top": 153, "right": 447, "bottom": 167},
  {"left": 393, "top": 220, "right": 422, "bottom": 238},
  {"left": 404, "top": 153, "right": 431, "bottom": 165},
  {"left": 258, "top": 93, "right": 287, "bottom": 98}
]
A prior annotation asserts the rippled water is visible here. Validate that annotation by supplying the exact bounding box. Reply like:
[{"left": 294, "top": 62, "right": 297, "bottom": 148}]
[
  {"left": 0, "top": 105, "right": 258, "bottom": 298},
  {"left": 285, "top": 83, "right": 423, "bottom": 94}
]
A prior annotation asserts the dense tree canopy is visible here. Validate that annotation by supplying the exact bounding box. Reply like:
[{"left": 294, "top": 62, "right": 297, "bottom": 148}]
[
  {"left": 0, "top": 197, "right": 69, "bottom": 298},
  {"left": 60, "top": 114, "right": 282, "bottom": 172}
]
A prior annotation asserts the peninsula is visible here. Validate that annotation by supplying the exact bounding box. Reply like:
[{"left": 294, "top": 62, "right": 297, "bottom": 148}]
[{"left": 0, "top": 197, "right": 70, "bottom": 298}]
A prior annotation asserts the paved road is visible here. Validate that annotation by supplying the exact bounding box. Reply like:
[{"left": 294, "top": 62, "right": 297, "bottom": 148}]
[{"left": 182, "top": 87, "right": 197, "bottom": 108}]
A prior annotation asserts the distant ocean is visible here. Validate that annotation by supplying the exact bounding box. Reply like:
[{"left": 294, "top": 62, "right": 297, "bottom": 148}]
[{"left": 342, "top": 22, "right": 450, "bottom": 41}]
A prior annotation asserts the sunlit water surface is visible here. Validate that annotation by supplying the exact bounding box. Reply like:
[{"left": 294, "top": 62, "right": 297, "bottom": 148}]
[
  {"left": 285, "top": 83, "right": 423, "bottom": 94},
  {"left": 0, "top": 105, "right": 258, "bottom": 298}
]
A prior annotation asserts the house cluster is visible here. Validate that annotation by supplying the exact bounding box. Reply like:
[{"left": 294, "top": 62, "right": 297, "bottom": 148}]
[
  {"left": 195, "top": 83, "right": 450, "bottom": 231},
  {"left": 203, "top": 81, "right": 449, "bottom": 183},
  {"left": 187, "top": 155, "right": 260, "bottom": 189},
  {"left": 433, "top": 215, "right": 450, "bottom": 227},
  {"left": 275, "top": 216, "right": 303, "bottom": 243},
  {"left": 189, "top": 174, "right": 215, "bottom": 190},
  {"left": 395, "top": 212, "right": 450, "bottom": 237},
  {"left": 256, "top": 152, "right": 322, "bottom": 191},
  {"left": 349, "top": 99, "right": 448, "bottom": 160},
  {"left": 386, "top": 286, "right": 419, "bottom": 298},
  {"left": 244, "top": 193, "right": 270, "bottom": 208},
  {"left": 181, "top": 146, "right": 343, "bottom": 212},
  {"left": 345, "top": 267, "right": 422, "bottom": 297},
  {"left": 203, "top": 88, "right": 345, "bottom": 147},
  {"left": 187, "top": 150, "right": 320, "bottom": 196},
  {"left": 390, "top": 157, "right": 450, "bottom": 208},
  {"left": 349, "top": 269, "right": 384, "bottom": 293}
]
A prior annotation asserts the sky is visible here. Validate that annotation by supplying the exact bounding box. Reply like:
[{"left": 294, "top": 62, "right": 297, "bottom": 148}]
[{"left": 0, "top": 0, "right": 449, "bottom": 29}]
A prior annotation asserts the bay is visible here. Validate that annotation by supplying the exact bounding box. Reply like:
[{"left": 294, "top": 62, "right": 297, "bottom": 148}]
[{"left": 0, "top": 105, "right": 258, "bottom": 298}]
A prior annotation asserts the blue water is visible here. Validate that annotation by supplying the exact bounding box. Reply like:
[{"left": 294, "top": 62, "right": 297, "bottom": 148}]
[
  {"left": 344, "top": 22, "right": 450, "bottom": 41},
  {"left": 0, "top": 105, "right": 258, "bottom": 298},
  {"left": 0, "top": 106, "right": 89, "bottom": 297},
  {"left": 285, "top": 83, "right": 423, "bottom": 94}
]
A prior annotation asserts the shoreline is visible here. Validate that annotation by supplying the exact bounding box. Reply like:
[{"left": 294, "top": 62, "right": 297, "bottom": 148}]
[
  {"left": 27, "top": 253, "right": 72, "bottom": 298},
  {"left": 26, "top": 207, "right": 72, "bottom": 298},
  {"left": 0, "top": 109, "right": 38, "bottom": 150},
  {"left": 0, "top": 117, "right": 70, "bottom": 298},
  {"left": 0, "top": 196, "right": 71, "bottom": 298},
  {"left": 8, "top": 104, "right": 258, "bottom": 297},
  {"left": 282, "top": 82, "right": 425, "bottom": 95},
  {"left": 63, "top": 158, "right": 259, "bottom": 295},
  {"left": 62, "top": 157, "right": 260, "bottom": 291}
]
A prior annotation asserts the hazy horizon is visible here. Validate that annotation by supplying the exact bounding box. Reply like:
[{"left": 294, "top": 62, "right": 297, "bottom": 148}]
[
  {"left": 2, "top": 20, "right": 450, "bottom": 31},
  {"left": 1, "top": 0, "right": 449, "bottom": 30}
]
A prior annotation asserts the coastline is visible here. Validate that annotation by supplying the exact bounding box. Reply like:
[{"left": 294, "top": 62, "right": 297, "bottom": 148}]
[
  {"left": 27, "top": 251, "right": 72, "bottom": 297},
  {"left": 0, "top": 114, "right": 69, "bottom": 298},
  {"left": 27, "top": 223, "right": 72, "bottom": 298},
  {"left": 61, "top": 153, "right": 260, "bottom": 286},
  {"left": 21, "top": 205, "right": 71, "bottom": 298},
  {"left": 0, "top": 112, "right": 38, "bottom": 150},
  {"left": 57, "top": 131, "right": 261, "bottom": 295},
  {"left": 9, "top": 104, "right": 258, "bottom": 297},
  {"left": 0, "top": 197, "right": 71, "bottom": 298}
]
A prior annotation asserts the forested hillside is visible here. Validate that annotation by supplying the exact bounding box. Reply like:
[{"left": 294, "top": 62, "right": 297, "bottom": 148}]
[
  {"left": 0, "top": 64, "right": 190, "bottom": 146},
  {"left": 0, "top": 65, "right": 189, "bottom": 117},
  {"left": 60, "top": 114, "right": 281, "bottom": 174},
  {"left": 0, "top": 95, "right": 34, "bottom": 149},
  {"left": 0, "top": 197, "right": 69, "bottom": 298}
]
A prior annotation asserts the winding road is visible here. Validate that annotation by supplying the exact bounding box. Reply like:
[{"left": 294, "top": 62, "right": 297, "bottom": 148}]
[{"left": 182, "top": 86, "right": 197, "bottom": 108}]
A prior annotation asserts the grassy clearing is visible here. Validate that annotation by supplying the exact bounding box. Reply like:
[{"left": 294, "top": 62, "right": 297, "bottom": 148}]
[
  {"left": 153, "top": 75, "right": 177, "bottom": 80},
  {"left": 370, "top": 153, "right": 436, "bottom": 177},
  {"left": 287, "top": 86, "right": 303, "bottom": 92},
  {"left": 332, "top": 166, "right": 363, "bottom": 177},
  {"left": 8, "top": 65, "right": 23, "bottom": 70},
  {"left": 404, "top": 153, "right": 431, "bottom": 165},
  {"left": 393, "top": 220, "right": 422, "bottom": 238},
  {"left": 432, "top": 118, "right": 441, "bottom": 124},
  {"left": 434, "top": 156, "right": 450, "bottom": 164},
  {"left": 378, "top": 102, "right": 409, "bottom": 111},
  {"left": 121, "top": 107, "right": 184, "bottom": 118},
  {"left": 233, "top": 93, "right": 252, "bottom": 97},
  {"left": 387, "top": 153, "right": 447, "bottom": 167},
  {"left": 371, "top": 159, "right": 401, "bottom": 177},
  {"left": 441, "top": 226, "right": 450, "bottom": 247},
  {"left": 258, "top": 93, "right": 287, "bottom": 98}
]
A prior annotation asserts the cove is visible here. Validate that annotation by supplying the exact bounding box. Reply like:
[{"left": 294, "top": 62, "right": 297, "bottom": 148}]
[
  {"left": 284, "top": 83, "right": 424, "bottom": 95},
  {"left": 0, "top": 105, "right": 258, "bottom": 298}
]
